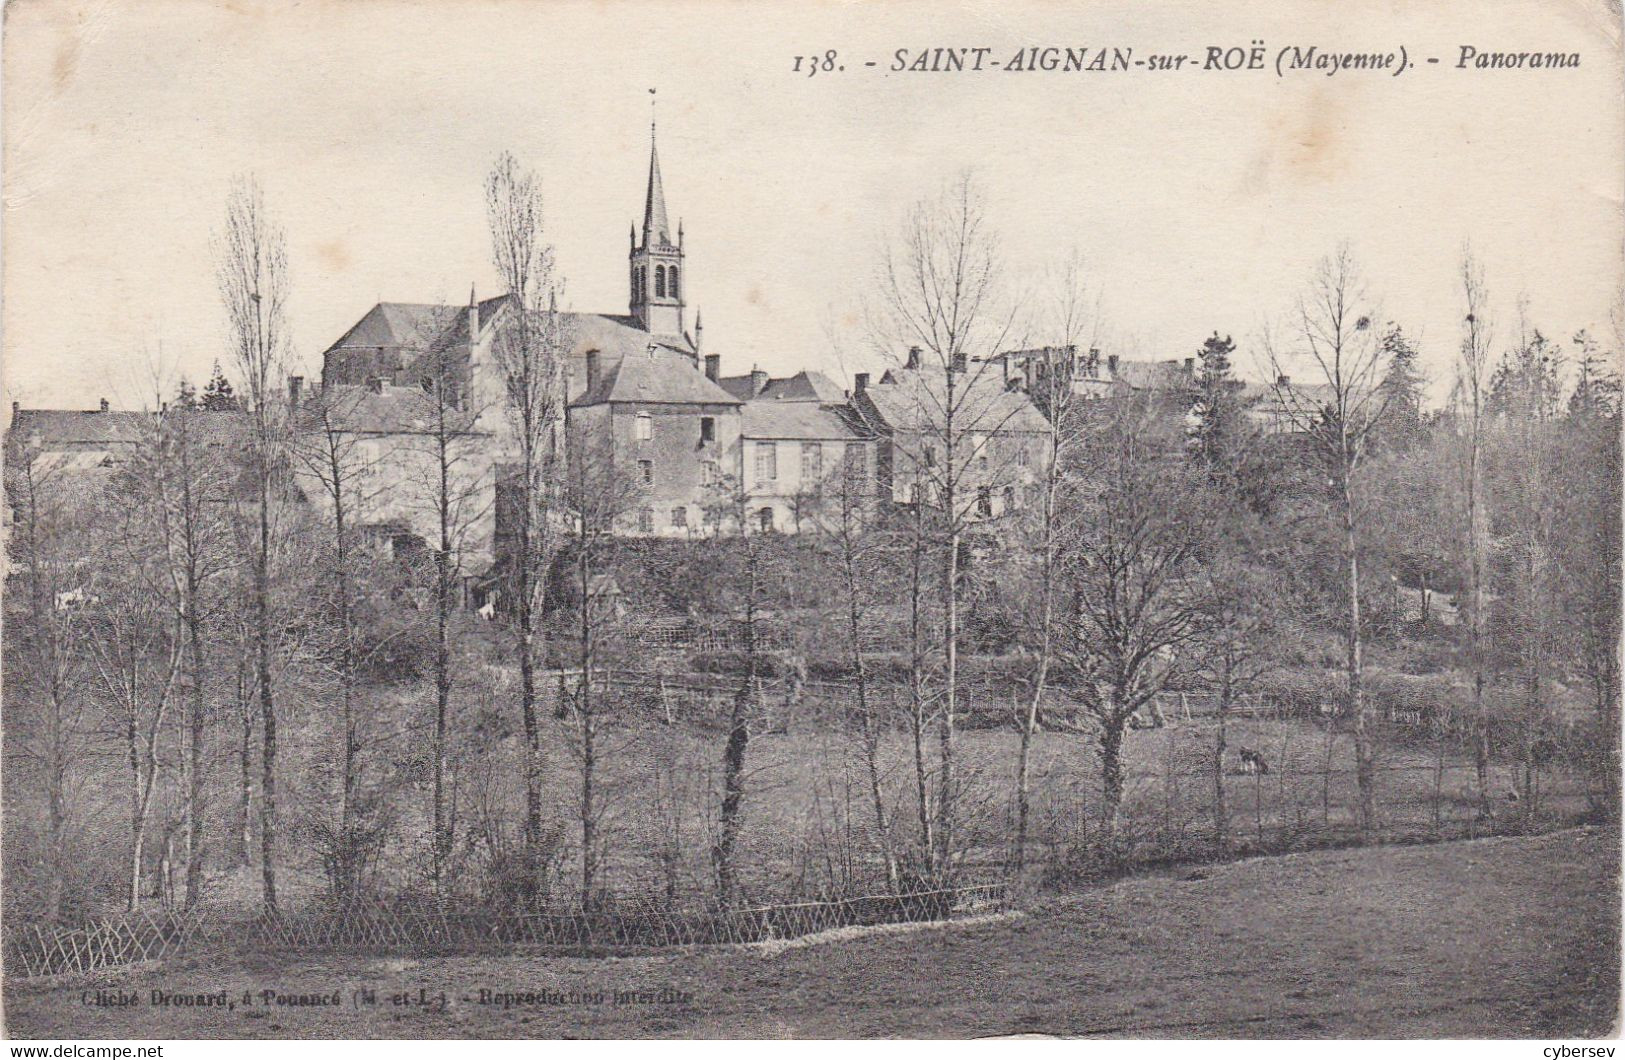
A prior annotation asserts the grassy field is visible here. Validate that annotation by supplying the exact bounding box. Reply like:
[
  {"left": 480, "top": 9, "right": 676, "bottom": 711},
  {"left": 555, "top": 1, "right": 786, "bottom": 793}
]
[
  {"left": 5, "top": 682, "right": 1592, "bottom": 917},
  {"left": 5, "top": 826, "right": 1616, "bottom": 1039}
]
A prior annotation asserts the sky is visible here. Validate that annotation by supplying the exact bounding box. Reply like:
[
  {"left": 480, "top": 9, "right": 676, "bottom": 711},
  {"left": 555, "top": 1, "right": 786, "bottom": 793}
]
[{"left": 4, "top": 0, "right": 1622, "bottom": 412}]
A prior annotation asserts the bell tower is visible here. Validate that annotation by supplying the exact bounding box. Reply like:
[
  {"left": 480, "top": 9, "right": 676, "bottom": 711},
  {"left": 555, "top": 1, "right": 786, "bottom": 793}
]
[{"left": 629, "top": 122, "right": 685, "bottom": 340}]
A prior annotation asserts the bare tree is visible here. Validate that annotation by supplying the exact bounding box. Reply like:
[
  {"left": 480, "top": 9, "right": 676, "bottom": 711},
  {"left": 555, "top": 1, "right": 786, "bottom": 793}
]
[
  {"left": 560, "top": 428, "right": 639, "bottom": 903},
  {"left": 170, "top": 413, "right": 234, "bottom": 908},
  {"left": 1013, "top": 252, "right": 1096, "bottom": 874},
  {"left": 829, "top": 445, "right": 900, "bottom": 887},
  {"left": 1454, "top": 248, "right": 1495, "bottom": 817},
  {"left": 485, "top": 151, "right": 571, "bottom": 897},
  {"left": 702, "top": 473, "right": 775, "bottom": 907},
  {"left": 382, "top": 321, "right": 500, "bottom": 892},
  {"left": 1052, "top": 397, "right": 1216, "bottom": 838},
  {"left": 868, "top": 172, "right": 1022, "bottom": 877},
  {"left": 215, "top": 174, "right": 293, "bottom": 912},
  {"left": 1263, "top": 245, "right": 1391, "bottom": 840},
  {"left": 85, "top": 468, "right": 185, "bottom": 911},
  {"left": 1192, "top": 552, "right": 1278, "bottom": 852},
  {"left": 1556, "top": 328, "right": 1622, "bottom": 815},
  {"left": 3, "top": 440, "right": 97, "bottom": 920},
  {"left": 291, "top": 384, "right": 393, "bottom": 899},
  {"left": 1487, "top": 322, "right": 1567, "bottom": 820}
]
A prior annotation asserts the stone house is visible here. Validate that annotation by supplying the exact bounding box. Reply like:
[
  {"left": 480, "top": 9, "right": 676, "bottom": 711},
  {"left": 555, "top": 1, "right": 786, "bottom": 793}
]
[
  {"left": 569, "top": 345, "right": 742, "bottom": 538},
  {"left": 851, "top": 357, "right": 1051, "bottom": 522}
]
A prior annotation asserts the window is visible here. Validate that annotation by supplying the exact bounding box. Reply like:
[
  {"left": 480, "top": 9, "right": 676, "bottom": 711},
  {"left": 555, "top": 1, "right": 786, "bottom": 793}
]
[
  {"left": 1003, "top": 485, "right": 1016, "bottom": 511},
  {"left": 635, "top": 412, "right": 652, "bottom": 441},
  {"left": 638, "top": 459, "right": 653, "bottom": 485},
  {"left": 977, "top": 485, "right": 992, "bottom": 517},
  {"left": 801, "top": 442, "right": 822, "bottom": 482},
  {"left": 700, "top": 416, "right": 715, "bottom": 444},
  {"left": 923, "top": 444, "right": 937, "bottom": 468},
  {"left": 669, "top": 266, "right": 680, "bottom": 300},
  {"left": 702, "top": 460, "right": 719, "bottom": 485},
  {"left": 758, "top": 507, "right": 775, "bottom": 533},
  {"left": 671, "top": 506, "right": 688, "bottom": 529},
  {"left": 637, "top": 507, "right": 654, "bottom": 533},
  {"left": 1017, "top": 443, "right": 1030, "bottom": 468},
  {"left": 843, "top": 444, "right": 868, "bottom": 491},
  {"left": 755, "top": 442, "right": 777, "bottom": 482},
  {"left": 655, "top": 265, "right": 666, "bottom": 298}
]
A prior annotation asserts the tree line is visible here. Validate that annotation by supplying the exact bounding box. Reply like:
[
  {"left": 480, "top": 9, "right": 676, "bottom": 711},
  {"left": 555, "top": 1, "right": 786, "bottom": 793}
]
[{"left": 4, "top": 168, "right": 1619, "bottom": 924}]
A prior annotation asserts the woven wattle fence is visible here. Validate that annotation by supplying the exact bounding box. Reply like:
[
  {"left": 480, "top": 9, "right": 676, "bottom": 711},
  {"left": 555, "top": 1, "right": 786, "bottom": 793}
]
[
  {"left": 4, "top": 908, "right": 217, "bottom": 979},
  {"left": 5, "top": 882, "right": 1009, "bottom": 979}
]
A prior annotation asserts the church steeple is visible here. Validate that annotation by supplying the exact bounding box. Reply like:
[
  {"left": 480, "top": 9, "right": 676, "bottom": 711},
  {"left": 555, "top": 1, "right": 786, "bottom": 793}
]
[
  {"left": 628, "top": 117, "right": 686, "bottom": 341},
  {"left": 643, "top": 127, "right": 672, "bottom": 248}
]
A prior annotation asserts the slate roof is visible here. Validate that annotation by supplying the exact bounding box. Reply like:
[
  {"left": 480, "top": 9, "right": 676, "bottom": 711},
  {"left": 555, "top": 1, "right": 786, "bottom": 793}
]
[
  {"left": 741, "top": 401, "right": 866, "bottom": 441},
  {"left": 572, "top": 345, "right": 742, "bottom": 407},
  {"left": 643, "top": 133, "right": 673, "bottom": 247},
  {"left": 324, "top": 294, "right": 697, "bottom": 388},
  {"left": 860, "top": 368, "right": 1050, "bottom": 435},
  {"left": 8, "top": 409, "right": 151, "bottom": 446},
  {"left": 327, "top": 302, "right": 458, "bottom": 354},
  {"left": 756, "top": 370, "right": 846, "bottom": 404},
  {"left": 300, "top": 384, "right": 487, "bottom": 436},
  {"left": 717, "top": 375, "right": 764, "bottom": 401}
]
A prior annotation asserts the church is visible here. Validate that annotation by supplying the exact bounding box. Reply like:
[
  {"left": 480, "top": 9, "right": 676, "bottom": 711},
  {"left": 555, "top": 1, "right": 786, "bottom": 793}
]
[
  {"left": 314, "top": 124, "right": 875, "bottom": 561},
  {"left": 7, "top": 124, "right": 1055, "bottom": 581}
]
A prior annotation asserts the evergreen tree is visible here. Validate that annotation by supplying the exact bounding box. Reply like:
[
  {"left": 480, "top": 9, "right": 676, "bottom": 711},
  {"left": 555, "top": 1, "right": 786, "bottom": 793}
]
[
  {"left": 1189, "top": 331, "right": 1240, "bottom": 475},
  {"left": 1377, "top": 323, "right": 1425, "bottom": 450},
  {"left": 201, "top": 360, "right": 240, "bottom": 411},
  {"left": 173, "top": 376, "right": 199, "bottom": 410},
  {"left": 1568, "top": 329, "right": 1622, "bottom": 420}
]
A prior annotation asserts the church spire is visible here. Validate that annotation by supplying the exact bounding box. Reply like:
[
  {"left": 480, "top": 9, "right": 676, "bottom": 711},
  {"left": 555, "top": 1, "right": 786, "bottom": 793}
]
[
  {"left": 629, "top": 101, "right": 686, "bottom": 343},
  {"left": 642, "top": 122, "right": 672, "bottom": 247}
]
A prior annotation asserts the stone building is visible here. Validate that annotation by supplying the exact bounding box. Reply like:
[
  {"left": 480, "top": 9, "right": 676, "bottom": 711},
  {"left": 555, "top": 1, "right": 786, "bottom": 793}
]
[
  {"left": 568, "top": 344, "right": 742, "bottom": 538},
  {"left": 851, "top": 354, "right": 1051, "bottom": 521},
  {"left": 736, "top": 372, "right": 873, "bottom": 534}
]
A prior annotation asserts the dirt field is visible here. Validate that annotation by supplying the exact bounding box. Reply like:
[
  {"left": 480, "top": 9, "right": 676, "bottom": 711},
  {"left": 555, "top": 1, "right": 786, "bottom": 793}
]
[{"left": 5, "top": 827, "right": 1616, "bottom": 1039}]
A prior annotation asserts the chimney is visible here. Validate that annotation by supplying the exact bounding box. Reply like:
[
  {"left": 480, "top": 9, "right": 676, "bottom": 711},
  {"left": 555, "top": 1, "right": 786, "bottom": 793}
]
[
  {"left": 1277, "top": 373, "right": 1290, "bottom": 387},
  {"left": 288, "top": 375, "right": 304, "bottom": 406},
  {"left": 906, "top": 345, "right": 921, "bottom": 370},
  {"left": 1184, "top": 357, "right": 1195, "bottom": 373},
  {"left": 1107, "top": 353, "right": 1119, "bottom": 376},
  {"left": 950, "top": 351, "right": 967, "bottom": 373},
  {"left": 10, "top": 401, "right": 18, "bottom": 419},
  {"left": 750, "top": 366, "right": 768, "bottom": 396},
  {"left": 368, "top": 377, "right": 384, "bottom": 394},
  {"left": 704, "top": 354, "right": 720, "bottom": 382},
  {"left": 854, "top": 372, "right": 869, "bottom": 394},
  {"left": 99, "top": 397, "right": 109, "bottom": 412},
  {"left": 586, "top": 351, "right": 601, "bottom": 393}
]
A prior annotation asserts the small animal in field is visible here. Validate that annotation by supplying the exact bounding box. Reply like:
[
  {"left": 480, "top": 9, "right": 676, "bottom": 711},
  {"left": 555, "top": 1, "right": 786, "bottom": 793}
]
[{"left": 1236, "top": 748, "right": 1270, "bottom": 776}]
